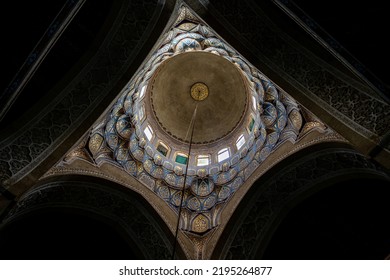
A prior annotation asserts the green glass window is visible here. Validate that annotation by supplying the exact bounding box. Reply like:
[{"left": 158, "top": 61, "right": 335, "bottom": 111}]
[
  {"left": 248, "top": 118, "right": 255, "bottom": 132},
  {"left": 175, "top": 154, "right": 188, "bottom": 164},
  {"left": 157, "top": 142, "right": 169, "bottom": 156}
]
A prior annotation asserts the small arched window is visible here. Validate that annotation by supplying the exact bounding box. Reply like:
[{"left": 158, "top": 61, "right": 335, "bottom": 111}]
[
  {"left": 139, "top": 105, "right": 145, "bottom": 122},
  {"left": 143, "top": 125, "right": 153, "bottom": 141},
  {"left": 139, "top": 85, "right": 147, "bottom": 99},
  {"left": 217, "top": 148, "right": 230, "bottom": 162},
  {"left": 252, "top": 95, "right": 257, "bottom": 111},
  {"left": 157, "top": 141, "right": 169, "bottom": 157},
  {"left": 236, "top": 134, "right": 245, "bottom": 150},
  {"left": 248, "top": 117, "right": 255, "bottom": 132},
  {"left": 175, "top": 153, "right": 188, "bottom": 165},
  {"left": 197, "top": 155, "right": 210, "bottom": 166}
]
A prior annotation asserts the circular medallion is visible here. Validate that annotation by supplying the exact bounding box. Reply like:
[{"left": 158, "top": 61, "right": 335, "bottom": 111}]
[{"left": 190, "top": 82, "right": 209, "bottom": 101}]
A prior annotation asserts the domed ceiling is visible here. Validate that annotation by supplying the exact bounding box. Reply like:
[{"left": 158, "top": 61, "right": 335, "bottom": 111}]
[
  {"left": 56, "top": 5, "right": 340, "bottom": 237},
  {"left": 85, "top": 7, "right": 298, "bottom": 234},
  {"left": 149, "top": 51, "right": 247, "bottom": 144}
]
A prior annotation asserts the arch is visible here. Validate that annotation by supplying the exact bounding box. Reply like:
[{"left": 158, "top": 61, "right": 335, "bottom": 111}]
[
  {"left": 0, "top": 206, "right": 141, "bottom": 259},
  {"left": 262, "top": 176, "right": 390, "bottom": 259},
  {"left": 0, "top": 175, "right": 186, "bottom": 259},
  {"left": 212, "top": 143, "right": 390, "bottom": 259}
]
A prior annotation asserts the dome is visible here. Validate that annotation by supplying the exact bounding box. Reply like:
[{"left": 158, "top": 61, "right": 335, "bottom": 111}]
[
  {"left": 148, "top": 51, "right": 248, "bottom": 144},
  {"left": 100, "top": 17, "right": 295, "bottom": 233}
]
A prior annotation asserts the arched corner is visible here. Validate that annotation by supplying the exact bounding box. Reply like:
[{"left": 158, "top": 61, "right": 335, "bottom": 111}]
[
  {"left": 0, "top": 174, "right": 186, "bottom": 260},
  {"left": 212, "top": 144, "right": 390, "bottom": 259}
]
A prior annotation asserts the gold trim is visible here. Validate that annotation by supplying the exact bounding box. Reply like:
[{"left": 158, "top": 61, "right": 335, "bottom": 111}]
[{"left": 190, "top": 82, "right": 209, "bottom": 101}]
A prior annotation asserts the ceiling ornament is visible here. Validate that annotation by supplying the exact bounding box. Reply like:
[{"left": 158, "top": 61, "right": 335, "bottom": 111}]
[
  {"left": 190, "top": 83, "right": 209, "bottom": 101},
  {"left": 59, "top": 5, "right": 331, "bottom": 235}
]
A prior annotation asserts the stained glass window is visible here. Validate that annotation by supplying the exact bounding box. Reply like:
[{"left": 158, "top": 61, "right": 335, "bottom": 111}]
[
  {"left": 175, "top": 153, "right": 188, "bottom": 164},
  {"left": 248, "top": 117, "right": 255, "bottom": 132},
  {"left": 157, "top": 142, "right": 169, "bottom": 156}
]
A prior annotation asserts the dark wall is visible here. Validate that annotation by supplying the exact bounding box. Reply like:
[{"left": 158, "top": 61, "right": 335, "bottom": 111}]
[
  {"left": 213, "top": 145, "right": 390, "bottom": 259},
  {"left": 0, "top": 176, "right": 183, "bottom": 260},
  {"left": 0, "top": 207, "right": 139, "bottom": 260},
  {"left": 263, "top": 177, "right": 390, "bottom": 260}
]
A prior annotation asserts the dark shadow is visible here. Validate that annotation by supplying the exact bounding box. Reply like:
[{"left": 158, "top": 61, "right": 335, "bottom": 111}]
[
  {"left": 0, "top": 207, "right": 140, "bottom": 260},
  {"left": 262, "top": 177, "right": 390, "bottom": 260}
]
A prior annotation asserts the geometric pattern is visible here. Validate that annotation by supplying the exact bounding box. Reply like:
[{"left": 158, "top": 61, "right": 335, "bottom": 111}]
[{"left": 85, "top": 5, "right": 321, "bottom": 234}]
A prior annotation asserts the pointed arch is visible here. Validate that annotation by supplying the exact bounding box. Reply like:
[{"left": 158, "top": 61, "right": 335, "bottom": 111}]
[
  {"left": 212, "top": 143, "right": 390, "bottom": 259},
  {"left": 0, "top": 175, "right": 186, "bottom": 259}
]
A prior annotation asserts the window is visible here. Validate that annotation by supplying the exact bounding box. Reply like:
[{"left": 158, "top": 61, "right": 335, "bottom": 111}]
[
  {"left": 252, "top": 95, "right": 257, "bottom": 111},
  {"left": 248, "top": 117, "right": 255, "bottom": 132},
  {"left": 236, "top": 134, "right": 245, "bottom": 150},
  {"left": 157, "top": 142, "right": 169, "bottom": 156},
  {"left": 175, "top": 153, "right": 188, "bottom": 165},
  {"left": 139, "top": 85, "right": 146, "bottom": 99},
  {"left": 217, "top": 148, "right": 230, "bottom": 162},
  {"left": 197, "top": 155, "right": 210, "bottom": 166},
  {"left": 139, "top": 105, "right": 145, "bottom": 121},
  {"left": 144, "top": 125, "right": 153, "bottom": 141}
]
